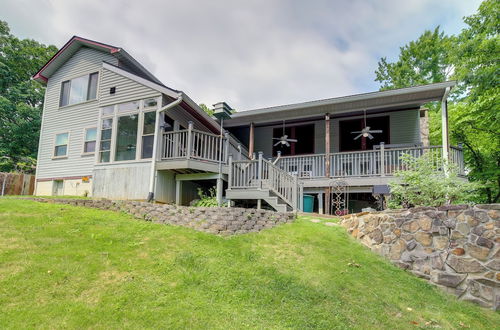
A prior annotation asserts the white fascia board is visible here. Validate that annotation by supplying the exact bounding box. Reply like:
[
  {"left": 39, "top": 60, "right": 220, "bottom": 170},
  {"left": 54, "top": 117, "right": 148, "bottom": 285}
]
[
  {"left": 102, "top": 62, "right": 181, "bottom": 99},
  {"left": 231, "top": 81, "right": 456, "bottom": 119}
]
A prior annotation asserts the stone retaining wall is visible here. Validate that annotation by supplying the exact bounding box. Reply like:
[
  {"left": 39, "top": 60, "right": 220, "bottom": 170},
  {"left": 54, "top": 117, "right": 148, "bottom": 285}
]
[
  {"left": 340, "top": 204, "right": 499, "bottom": 310},
  {"left": 29, "top": 198, "right": 295, "bottom": 235}
]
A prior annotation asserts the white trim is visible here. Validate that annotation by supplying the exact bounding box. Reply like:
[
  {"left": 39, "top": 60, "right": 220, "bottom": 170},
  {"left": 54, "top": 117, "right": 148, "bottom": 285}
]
[
  {"left": 52, "top": 131, "right": 70, "bottom": 158},
  {"left": 81, "top": 126, "right": 97, "bottom": 155},
  {"left": 58, "top": 70, "right": 100, "bottom": 109}
]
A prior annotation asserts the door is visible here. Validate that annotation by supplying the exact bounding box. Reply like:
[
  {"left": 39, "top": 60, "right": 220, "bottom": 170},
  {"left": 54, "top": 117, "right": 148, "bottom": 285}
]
[{"left": 53, "top": 180, "right": 64, "bottom": 196}]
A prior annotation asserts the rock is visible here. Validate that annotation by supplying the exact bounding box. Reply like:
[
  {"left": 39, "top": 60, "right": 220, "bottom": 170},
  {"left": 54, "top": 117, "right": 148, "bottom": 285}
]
[
  {"left": 465, "top": 243, "right": 490, "bottom": 261},
  {"left": 438, "top": 204, "right": 468, "bottom": 211},
  {"left": 389, "top": 239, "right": 406, "bottom": 260},
  {"left": 486, "top": 259, "right": 500, "bottom": 271},
  {"left": 443, "top": 219, "right": 457, "bottom": 229},
  {"left": 456, "top": 222, "right": 470, "bottom": 235},
  {"left": 402, "top": 220, "right": 419, "bottom": 233},
  {"left": 324, "top": 222, "right": 338, "bottom": 227},
  {"left": 430, "top": 254, "right": 445, "bottom": 270},
  {"left": 451, "top": 230, "right": 465, "bottom": 240},
  {"left": 393, "top": 228, "right": 401, "bottom": 237},
  {"left": 487, "top": 209, "right": 499, "bottom": 220},
  {"left": 475, "top": 204, "right": 500, "bottom": 210},
  {"left": 407, "top": 240, "right": 417, "bottom": 251},
  {"left": 415, "top": 232, "right": 432, "bottom": 246},
  {"left": 310, "top": 219, "right": 321, "bottom": 223},
  {"left": 433, "top": 236, "right": 449, "bottom": 250},
  {"left": 418, "top": 216, "right": 433, "bottom": 231},
  {"left": 472, "top": 226, "right": 485, "bottom": 236},
  {"left": 468, "top": 279, "right": 498, "bottom": 302},
  {"left": 447, "top": 256, "right": 486, "bottom": 273},
  {"left": 368, "top": 228, "right": 383, "bottom": 244},
  {"left": 431, "top": 271, "right": 466, "bottom": 288},
  {"left": 476, "top": 237, "right": 494, "bottom": 249}
]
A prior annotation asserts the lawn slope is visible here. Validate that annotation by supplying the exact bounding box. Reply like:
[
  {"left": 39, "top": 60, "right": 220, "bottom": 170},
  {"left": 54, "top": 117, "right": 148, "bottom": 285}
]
[{"left": 0, "top": 199, "right": 498, "bottom": 329}]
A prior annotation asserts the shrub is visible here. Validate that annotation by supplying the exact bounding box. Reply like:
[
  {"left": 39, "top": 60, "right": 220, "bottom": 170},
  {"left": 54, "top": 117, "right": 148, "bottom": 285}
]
[
  {"left": 387, "top": 153, "right": 478, "bottom": 208},
  {"left": 193, "top": 186, "right": 218, "bottom": 207}
]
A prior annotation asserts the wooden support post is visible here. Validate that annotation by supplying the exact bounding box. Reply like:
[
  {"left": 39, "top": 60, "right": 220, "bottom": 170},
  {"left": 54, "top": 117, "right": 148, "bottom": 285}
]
[
  {"left": 441, "top": 87, "right": 451, "bottom": 176},
  {"left": 380, "top": 142, "right": 385, "bottom": 177},
  {"left": 175, "top": 179, "right": 182, "bottom": 206},
  {"left": 224, "top": 132, "right": 229, "bottom": 163},
  {"left": 216, "top": 177, "right": 223, "bottom": 207},
  {"left": 227, "top": 155, "right": 233, "bottom": 190},
  {"left": 257, "top": 151, "right": 263, "bottom": 189},
  {"left": 257, "top": 199, "right": 262, "bottom": 210},
  {"left": 186, "top": 121, "right": 193, "bottom": 160},
  {"left": 318, "top": 193, "right": 324, "bottom": 215},
  {"left": 248, "top": 122, "right": 255, "bottom": 158},
  {"left": 324, "top": 113, "right": 331, "bottom": 215}
]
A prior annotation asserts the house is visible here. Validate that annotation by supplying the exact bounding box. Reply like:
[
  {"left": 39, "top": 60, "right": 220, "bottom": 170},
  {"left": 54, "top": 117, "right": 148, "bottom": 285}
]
[{"left": 32, "top": 36, "right": 464, "bottom": 214}]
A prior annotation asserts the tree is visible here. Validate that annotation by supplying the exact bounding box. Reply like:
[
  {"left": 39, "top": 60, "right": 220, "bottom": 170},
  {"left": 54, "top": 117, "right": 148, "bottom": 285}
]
[
  {"left": 374, "top": 0, "right": 500, "bottom": 203},
  {"left": 0, "top": 21, "right": 57, "bottom": 173}
]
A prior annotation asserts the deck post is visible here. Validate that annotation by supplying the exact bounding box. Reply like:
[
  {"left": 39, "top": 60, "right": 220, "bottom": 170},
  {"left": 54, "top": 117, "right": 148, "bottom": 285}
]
[
  {"left": 175, "top": 179, "right": 182, "bottom": 206},
  {"left": 216, "top": 177, "right": 223, "bottom": 207},
  {"left": 380, "top": 142, "right": 385, "bottom": 177},
  {"left": 237, "top": 144, "right": 242, "bottom": 160},
  {"left": 227, "top": 155, "right": 233, "bottom": 190},
  {"left": 324, "top": 113, "right": 331, "bottom": 214},
  {"left": 249, "top": 122, "right": 255, "bottom": 158},
  {"left": 441, "top": 87, "right": 451, "bottom": 176},
  {"left": 186, "top": 121, "right": 193, "bottom": 160},
  {"left": 257, "top": 151, "right": 263, "bottom": 189},
  {"left": 224, "top": 132, "right": 230, "bottom": 163},
  {"left": 318, "top": 193, "right": 324, "bottom": 215}
]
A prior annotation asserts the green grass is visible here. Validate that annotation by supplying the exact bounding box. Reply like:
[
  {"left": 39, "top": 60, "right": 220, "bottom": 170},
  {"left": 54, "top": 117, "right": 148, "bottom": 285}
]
[{"left": 0, "top": 199, "right": 498, "bottom": 329}]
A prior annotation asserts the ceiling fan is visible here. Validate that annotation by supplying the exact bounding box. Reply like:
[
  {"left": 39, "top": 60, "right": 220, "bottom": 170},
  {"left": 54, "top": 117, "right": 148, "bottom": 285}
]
[
  {"left": 351, "top": 110, "right": 383, "bottom": 140},
  {"left": 273, "top": 120, "right": 297, "bottom": 147}
]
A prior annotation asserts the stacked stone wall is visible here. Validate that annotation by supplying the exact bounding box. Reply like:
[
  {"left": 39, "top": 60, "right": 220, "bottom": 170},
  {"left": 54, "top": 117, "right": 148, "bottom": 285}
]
[
  {"left": 340, "top": 204, "right": 499, "bottom": 310},
  {"left": 28, "top": 198, "right": 295, "bottom": 235}
]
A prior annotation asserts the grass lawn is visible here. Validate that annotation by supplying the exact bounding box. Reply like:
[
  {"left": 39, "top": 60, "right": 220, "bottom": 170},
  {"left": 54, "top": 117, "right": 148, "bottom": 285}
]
[{"left": 0, "top": 199, "right": 498, "bottom": 329}]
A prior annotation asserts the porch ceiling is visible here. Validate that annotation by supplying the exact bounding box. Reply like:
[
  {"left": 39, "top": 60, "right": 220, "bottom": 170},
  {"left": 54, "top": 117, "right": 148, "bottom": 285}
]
[{"left": 224, "top": 81, "right": 456, "bottom": 127}]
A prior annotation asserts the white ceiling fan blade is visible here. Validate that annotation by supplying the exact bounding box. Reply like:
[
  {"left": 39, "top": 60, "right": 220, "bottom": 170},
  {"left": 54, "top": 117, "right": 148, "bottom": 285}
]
[
  {"left": 287, "top": 139, "right": 298, "bottom": 142},
  {"left": 285, "top": 141, "right": 290, "bottom": 147},
  {"left": 367, "top": 133, "right": 374, "bottom": 139},
  {"left": 272, "top": 137, "right": 281, "bottom": 140},
  {"left": 370, "top": 130, "right": 383, "bottom": 133},
  {"left": 274, "top": 141, "right": 281, "bottom": 146},
  {"left": 351, "top": 131, "right": 362, "bottom": 134},
  {"left": 354, "top": 134, "right": 363, "bottom": 140}
]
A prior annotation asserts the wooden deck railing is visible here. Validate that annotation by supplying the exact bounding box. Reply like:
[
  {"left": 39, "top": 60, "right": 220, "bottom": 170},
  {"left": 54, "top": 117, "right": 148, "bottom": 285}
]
[
  {"left": 274, "top": 144, "right": 465, "bottom": 178},
  {"left": 228, "top": 153, "right": 299, "bottom": 210},
  {"left": 161, "top": 122, "right": 249, "bottom": 163}
]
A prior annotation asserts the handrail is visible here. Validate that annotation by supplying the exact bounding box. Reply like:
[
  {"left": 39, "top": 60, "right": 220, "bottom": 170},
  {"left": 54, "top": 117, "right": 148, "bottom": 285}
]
[{"left": 261, "top": 158, "right": 298, "bottom": 210}]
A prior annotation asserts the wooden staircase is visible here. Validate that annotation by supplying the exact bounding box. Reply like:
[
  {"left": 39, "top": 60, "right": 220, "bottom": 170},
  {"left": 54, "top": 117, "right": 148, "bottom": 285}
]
[{"left": 226, "top": 154, "right": 301, "bottom": 212}]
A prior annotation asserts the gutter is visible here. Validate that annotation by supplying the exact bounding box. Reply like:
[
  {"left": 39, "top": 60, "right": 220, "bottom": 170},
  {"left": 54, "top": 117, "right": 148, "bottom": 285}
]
[{"left": 147, "top": 95, "right": 183, "bottom": 202}]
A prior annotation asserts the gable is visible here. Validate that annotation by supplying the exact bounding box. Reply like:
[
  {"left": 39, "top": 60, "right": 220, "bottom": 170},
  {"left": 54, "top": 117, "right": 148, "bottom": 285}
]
[{"left": 98, "top": 68, "right": 161, "bottom": 106}]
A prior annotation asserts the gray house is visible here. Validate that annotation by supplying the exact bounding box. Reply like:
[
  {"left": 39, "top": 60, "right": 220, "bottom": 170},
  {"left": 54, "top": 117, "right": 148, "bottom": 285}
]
[{"left": 33, "top": 36, "right": 463, "bottom": 214}]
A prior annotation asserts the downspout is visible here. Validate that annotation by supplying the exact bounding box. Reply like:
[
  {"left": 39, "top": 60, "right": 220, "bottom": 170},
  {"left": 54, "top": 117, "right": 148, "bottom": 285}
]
[
  {"left": 441, "top": 86, "right": 451, "bottom": 176},
  {"left": 147, "top": 95, "right": 183, "bottom": 202}
]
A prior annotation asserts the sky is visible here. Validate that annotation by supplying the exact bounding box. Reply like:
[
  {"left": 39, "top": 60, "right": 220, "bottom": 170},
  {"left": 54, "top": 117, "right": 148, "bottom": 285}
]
[{"left": 2, "top": 0, "right": 482, "bottom": 111}]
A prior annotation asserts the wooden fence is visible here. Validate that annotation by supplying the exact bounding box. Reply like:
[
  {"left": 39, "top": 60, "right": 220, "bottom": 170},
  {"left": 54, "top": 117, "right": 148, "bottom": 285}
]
[{"left": 0, "top": 172, "right": 35, "bottom": 196}]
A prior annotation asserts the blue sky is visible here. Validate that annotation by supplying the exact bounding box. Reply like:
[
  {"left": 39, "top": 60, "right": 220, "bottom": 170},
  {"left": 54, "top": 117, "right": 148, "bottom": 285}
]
[{"left": 2, "top": 0, "right": 482, "bottom": 110}]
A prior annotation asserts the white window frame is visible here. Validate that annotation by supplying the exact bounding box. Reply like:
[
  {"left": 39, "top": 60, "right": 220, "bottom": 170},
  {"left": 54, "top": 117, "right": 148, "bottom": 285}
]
[
  {"left": 59, "top": 71, "right": 100, "bottom": 108},
  {"left": 95, "top": 96, "right": 162, "bottom": 164},
  {"left": 53, "top": 131, "right": 70, "bottom": 159},
  {"left": 82, "top": 127, "right": 97, "bottom": 155}
]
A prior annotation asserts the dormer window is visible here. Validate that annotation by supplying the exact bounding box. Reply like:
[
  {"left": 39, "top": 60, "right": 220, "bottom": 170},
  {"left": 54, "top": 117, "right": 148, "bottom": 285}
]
[{"left": 60, "top": 72, "right": 99, "bottom": 107}]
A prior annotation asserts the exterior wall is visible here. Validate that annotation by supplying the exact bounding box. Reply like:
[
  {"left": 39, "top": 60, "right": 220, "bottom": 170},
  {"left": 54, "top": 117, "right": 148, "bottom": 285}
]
[
  {"left": 98, "top": 68, "right": 161, "bottom": 106},
  {"left": 35, "top": 179, "right": 92, "bottom": 197},
  {"left": 92, "top": 162, "right": 151, "bottom": 200},
  {"left": 252, "top": 109, "right": 421, "bottom": 158},
  {"left": 36, "top": 47, "right": 117, "bottom": 182}
]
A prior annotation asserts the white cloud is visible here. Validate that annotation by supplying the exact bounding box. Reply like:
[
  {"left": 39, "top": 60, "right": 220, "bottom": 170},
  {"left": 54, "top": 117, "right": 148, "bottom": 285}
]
[{"left": 1, "top": 0, "right": 482, "bottom": 110}]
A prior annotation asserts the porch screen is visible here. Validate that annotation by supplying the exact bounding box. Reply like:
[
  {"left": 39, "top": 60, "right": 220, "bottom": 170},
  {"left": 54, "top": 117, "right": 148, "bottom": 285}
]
[{"left": 115, "top": 114, "right": 138, "bottom": 161}]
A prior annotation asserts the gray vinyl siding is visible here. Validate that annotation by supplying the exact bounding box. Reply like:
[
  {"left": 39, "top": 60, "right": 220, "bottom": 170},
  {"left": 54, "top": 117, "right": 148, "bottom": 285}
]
[
  {"left": 252, "top": 109, "right": 420, "bottom": 158},
  {"left": 92, "top": 162, "right": 150, "bottom": 199},
  {"left": 98, "top": 68, "right": 161, "bottom": 106},
  {"left": 37, "top": 47, "right": 118, "bottom": 179}
]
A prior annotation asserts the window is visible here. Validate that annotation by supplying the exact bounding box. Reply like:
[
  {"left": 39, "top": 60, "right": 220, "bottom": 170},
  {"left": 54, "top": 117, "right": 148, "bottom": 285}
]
[
  {"left": 54, "top": 133, "right": 69, "bottom": 157},
  {"left": 117, "top": 101, "right": 139, "bottom": 113},
  {"left": 99, "top": 119, "right": 112, "bottom": 162},
  {"left": 272, "top": 124, "right": 314, "bottom": 156},
  {"left": 60, "top": 72, "right": 99, "bottom": 107},
  {"left": 141, "top": 112, "right": 156, "bottom": 158},
  {"left": 115, "top": 114, "right": 138, "bottom": 161},
  {"left": 144, "top": 98, "right": 157, "bottom": 108},
  {"left": 83, "top": 128, "right": 97, "bottom": 153}
]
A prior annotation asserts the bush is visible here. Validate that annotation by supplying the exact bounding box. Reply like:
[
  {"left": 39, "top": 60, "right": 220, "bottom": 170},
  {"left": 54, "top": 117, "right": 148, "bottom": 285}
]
[
  {"left": 387, "top": 153, "right": 478, "bottom": 208},
  {"left": 193, "top": 186, "right": 218, "bottom": 207}
]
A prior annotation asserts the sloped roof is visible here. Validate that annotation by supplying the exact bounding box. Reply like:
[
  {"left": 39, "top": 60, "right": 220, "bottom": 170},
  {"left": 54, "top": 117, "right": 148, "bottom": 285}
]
[
  {"left": 225, "top": 81, "right": 456, "bottom": 127},
  {"left": 32, "top": 36, "right": 162, "bottom": 85}
]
